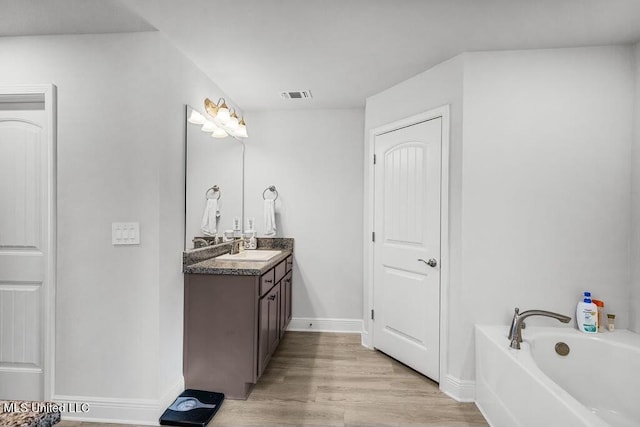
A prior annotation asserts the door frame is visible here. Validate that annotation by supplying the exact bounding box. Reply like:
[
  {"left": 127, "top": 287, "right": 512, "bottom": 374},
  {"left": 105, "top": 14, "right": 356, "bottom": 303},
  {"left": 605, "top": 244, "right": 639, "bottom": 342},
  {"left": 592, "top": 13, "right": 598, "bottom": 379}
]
[
  {"left": 0, "top": 84, "right": 57, "bottom": 399},
  {"left": 365, "top": 105, "right": 450, "bottom": 384}
]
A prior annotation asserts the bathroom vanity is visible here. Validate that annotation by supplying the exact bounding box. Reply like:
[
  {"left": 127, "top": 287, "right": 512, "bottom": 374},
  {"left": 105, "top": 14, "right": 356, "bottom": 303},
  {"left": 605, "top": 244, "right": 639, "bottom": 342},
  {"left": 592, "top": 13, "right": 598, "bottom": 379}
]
[{"left": 182, "top": 238, "right": 293, "bottom": 399}]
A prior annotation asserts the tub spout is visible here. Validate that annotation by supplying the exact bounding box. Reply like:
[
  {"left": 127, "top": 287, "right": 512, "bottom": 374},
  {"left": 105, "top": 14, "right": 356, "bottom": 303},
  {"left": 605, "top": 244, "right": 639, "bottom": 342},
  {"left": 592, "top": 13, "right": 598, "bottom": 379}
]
[{"left": 508, "top": 307, "right": 571, "bottom": 350}]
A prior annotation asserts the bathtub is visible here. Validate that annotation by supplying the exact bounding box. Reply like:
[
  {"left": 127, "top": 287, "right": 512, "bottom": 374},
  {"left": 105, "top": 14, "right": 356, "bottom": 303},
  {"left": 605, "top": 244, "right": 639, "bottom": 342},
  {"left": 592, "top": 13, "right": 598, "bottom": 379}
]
[{"left": 475, "top": 325, "right": 640, "bottom": 427}]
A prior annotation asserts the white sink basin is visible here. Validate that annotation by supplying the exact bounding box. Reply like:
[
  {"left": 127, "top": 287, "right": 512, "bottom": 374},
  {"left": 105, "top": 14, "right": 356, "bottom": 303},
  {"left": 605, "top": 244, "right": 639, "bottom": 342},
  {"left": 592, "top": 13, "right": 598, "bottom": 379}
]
[{"left": 216, "top": 250, "right": 282, "bottom": 262}]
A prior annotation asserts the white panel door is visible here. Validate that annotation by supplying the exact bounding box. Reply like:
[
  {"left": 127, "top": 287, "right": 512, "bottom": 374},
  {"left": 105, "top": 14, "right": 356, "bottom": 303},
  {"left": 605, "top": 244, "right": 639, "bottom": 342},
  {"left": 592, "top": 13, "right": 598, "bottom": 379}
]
[
  {"left": 0, "top": 100, "right": 50, "bottom": 400},
  {"left": 373, "top": 118, "right": 442, "bottom": 381}
]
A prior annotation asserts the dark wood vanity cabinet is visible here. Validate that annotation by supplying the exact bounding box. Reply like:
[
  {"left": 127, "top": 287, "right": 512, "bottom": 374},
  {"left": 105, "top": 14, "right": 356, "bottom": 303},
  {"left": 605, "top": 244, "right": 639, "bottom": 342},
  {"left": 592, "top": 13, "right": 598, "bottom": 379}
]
[{"left": 183, "top": 253, "right": 293, "bottom": 399}]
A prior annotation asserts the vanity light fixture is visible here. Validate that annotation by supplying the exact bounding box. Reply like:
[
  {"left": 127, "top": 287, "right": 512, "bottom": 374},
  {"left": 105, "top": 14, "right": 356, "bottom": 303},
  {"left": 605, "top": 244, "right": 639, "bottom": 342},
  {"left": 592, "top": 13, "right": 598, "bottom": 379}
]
[{"left": 198, "top": 98, "right": 248, "bottom": 139}]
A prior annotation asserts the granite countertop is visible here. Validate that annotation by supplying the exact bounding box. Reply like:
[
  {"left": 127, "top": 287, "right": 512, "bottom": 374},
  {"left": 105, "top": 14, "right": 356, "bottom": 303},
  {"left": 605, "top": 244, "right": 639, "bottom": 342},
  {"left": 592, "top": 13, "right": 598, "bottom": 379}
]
[
  {"left": 183, "top": 237, "right": 294, "bottom": 276},
  {"left": 184, "top": 249, "right": 292, "bottom": 275}
]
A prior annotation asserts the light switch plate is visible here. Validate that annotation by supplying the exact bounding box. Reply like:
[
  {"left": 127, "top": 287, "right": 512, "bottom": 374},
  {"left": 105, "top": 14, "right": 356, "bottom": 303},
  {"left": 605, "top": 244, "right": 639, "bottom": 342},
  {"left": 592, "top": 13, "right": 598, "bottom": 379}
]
[{"left": 112, "top": 222, "right": 140, "bottom": 245}]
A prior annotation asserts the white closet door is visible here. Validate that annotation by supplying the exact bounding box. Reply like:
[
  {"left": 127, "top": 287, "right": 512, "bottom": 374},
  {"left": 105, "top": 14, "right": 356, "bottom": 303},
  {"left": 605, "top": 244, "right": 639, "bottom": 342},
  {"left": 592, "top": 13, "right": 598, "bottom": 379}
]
[
  {"left": 373, "top": 117, "right": 442, "bottom": 381},
  {"left": 0, "top": 90, "right": 54, "bottom": 400}
]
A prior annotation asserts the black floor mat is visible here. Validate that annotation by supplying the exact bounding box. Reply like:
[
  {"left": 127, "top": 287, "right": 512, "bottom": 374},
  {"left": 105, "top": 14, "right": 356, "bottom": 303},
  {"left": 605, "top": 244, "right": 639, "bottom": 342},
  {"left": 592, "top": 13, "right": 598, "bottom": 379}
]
[{"left": 159, "top": 389, "right": 224, "bottom": 427}]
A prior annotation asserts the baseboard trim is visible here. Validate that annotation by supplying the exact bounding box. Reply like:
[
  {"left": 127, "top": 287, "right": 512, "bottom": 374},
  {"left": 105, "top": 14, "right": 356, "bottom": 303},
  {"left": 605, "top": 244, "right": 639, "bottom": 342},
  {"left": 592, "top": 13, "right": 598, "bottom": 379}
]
[
  {"left": 440, "top": 374, "right": 475, "bottom": 403},
  {"left": 287, "top": 317, "right": 362, "bottom": 333},
  {"left": 361, "top": 329, "right": 372, "bottom": 349},
  {"left": 159, "top": 376, "right": 185, "bottom": 412},
  {"left": 54, "top": 376, "right": 184, "bottom": 426}
]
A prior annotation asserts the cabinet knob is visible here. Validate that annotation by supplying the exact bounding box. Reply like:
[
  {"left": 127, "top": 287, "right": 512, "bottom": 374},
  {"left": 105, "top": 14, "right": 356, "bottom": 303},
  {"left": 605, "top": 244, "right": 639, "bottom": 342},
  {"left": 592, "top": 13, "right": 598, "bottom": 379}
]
[
  {"left": 268, "top": 294, "right": 276, "bottom": 301},
  {"left": 265, "top": 279, "right": 273, "bottom": 283}
]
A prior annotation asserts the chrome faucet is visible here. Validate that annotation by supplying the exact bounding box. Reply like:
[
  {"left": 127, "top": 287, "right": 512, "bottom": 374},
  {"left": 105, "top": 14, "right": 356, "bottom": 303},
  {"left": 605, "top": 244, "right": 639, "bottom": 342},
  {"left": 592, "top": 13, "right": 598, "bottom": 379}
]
[
  {"left": 229, "top": 239, "right": 242, "bottom": 255},
  {"left": 193, "top": 238, "right": 210, "bottom": 248},
  {"left": 508, "top": 307, "right": 571, "bottom": 349}
]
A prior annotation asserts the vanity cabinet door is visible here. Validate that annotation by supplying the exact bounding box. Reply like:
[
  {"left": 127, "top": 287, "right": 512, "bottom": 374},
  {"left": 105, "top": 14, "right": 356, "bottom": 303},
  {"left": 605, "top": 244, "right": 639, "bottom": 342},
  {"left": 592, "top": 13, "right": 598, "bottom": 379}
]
[
  {"left": 280, "top": 271, "right": 292, "bottom": 338},
  {"left": 258, "top": 283, "right": 280, "bottom": 377},
  {"left": 268, "top": 284, "right": 281, "bottom": 353},
  {"left": 285, "top": 272, "right": 292, "bottom": 325}
]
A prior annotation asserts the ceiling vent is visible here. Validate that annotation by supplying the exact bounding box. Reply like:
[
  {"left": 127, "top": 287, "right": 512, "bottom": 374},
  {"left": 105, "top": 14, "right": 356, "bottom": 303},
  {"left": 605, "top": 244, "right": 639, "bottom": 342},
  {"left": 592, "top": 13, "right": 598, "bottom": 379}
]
[{"left": 280, "top": 90, "right": 312, "bottom": 100}]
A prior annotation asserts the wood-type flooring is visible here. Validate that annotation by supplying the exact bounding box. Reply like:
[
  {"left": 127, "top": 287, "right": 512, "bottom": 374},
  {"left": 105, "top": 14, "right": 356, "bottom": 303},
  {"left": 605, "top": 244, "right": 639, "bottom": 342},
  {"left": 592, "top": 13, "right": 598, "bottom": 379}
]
[{"left": 59, "top": 332, "right": 488, "bottom": 427}]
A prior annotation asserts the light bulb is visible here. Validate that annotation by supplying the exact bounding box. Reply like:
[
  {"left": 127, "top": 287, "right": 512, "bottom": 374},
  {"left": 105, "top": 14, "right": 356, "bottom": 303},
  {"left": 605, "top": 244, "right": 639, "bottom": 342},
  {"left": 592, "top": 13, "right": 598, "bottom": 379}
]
[
  {"left": 211, "top": 128, "right": 228, "bottom": 138},
  {"left": 228, "top": 127, "right": 242, "bottom": 138},
  {"left": 236, "top": 118, "right": 248, "bottom": 138},
  {"left": 236, "top": 127, "right": 248, "bottom": 138},
  {"left": 216, "top": 100, "right": 230, "bottom": 124},
  {"left": 188, "top": 109, "right": 206, "bottom": 125},
  {"left": 201, "top": 120, "right": 219, "bottom": 132},
  {"left": 227, "top": 110, "right": 240, "bottom": 131}
]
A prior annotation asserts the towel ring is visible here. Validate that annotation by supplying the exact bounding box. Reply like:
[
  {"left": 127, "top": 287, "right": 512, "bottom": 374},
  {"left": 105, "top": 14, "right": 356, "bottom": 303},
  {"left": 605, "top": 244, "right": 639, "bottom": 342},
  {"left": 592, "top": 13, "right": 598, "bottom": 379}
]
[
  {"left": 205, "top": 185, "right": 221, "bottom": 200},
  {"left": 262, "top": 185, "right": 278, "bottom": 201}
]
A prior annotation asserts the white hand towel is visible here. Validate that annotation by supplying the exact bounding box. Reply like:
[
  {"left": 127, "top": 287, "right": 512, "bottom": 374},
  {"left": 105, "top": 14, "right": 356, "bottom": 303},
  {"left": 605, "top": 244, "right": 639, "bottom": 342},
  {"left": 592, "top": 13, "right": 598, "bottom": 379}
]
[
  {"left": 201, "top": 199, "right": 219, "bottom": 236},
  {"left": 264, "top": 199, "right": 276, "bottom": 236}
]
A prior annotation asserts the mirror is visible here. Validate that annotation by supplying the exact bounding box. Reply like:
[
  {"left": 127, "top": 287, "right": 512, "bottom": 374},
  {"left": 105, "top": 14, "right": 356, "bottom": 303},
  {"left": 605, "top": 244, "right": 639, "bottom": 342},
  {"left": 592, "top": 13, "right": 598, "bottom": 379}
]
[{"left": 185, "top": 105, "right": 244, "bottom": 249}]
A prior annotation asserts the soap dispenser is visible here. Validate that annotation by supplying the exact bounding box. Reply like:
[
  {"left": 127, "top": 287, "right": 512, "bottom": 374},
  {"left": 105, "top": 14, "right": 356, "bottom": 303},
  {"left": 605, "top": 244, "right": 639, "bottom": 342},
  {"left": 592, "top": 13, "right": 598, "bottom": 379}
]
[
  {"left": 233, "top": 217, "right": 241, "bottom": 238},
  {"left": 244, "top": 217, "right": 257, "bottom": 250},
  {"left": 248, "top": 232, "right": 257, "bottom": 250},
  {"left": 576, "top": 291, "right": 597, "bottom": 333}
]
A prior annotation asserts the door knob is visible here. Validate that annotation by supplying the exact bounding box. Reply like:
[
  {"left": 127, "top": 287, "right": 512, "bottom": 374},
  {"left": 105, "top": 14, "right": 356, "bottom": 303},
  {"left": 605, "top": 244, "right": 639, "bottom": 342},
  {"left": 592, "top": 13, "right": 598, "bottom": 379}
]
[{"left": 418, "top": 258, "right": 437, "bottom": 268}]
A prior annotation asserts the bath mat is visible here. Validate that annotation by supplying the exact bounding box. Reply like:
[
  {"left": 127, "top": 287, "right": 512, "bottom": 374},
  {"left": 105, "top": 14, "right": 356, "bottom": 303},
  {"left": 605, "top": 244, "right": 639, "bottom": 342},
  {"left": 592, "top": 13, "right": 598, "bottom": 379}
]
[{"left": 159, "top": 389, "right": 224, "bottom": 427}]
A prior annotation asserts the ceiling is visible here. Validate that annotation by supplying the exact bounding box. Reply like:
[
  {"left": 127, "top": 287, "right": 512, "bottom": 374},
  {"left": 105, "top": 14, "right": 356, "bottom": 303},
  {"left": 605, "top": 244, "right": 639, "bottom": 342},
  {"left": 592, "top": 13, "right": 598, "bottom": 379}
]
[
  {"left": 0, "top": 0, "right": 154, "bottom": 36},
  {"left": 3, "top": 1, "right": 640, "bottom": 111}
]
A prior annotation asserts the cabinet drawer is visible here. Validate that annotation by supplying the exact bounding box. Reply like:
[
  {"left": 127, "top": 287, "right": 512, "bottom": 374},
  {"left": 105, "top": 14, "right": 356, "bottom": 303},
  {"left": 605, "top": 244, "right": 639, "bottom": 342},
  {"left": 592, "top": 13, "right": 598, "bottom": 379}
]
[
  {"left": 275, "top": 260, "right": 287, "bottom": 284},
  {"left": 286, "top": 255, "right": 293, "bottom": 272},
  {"left": 260, "top": 269, "right": 275, "bottom": 296}
]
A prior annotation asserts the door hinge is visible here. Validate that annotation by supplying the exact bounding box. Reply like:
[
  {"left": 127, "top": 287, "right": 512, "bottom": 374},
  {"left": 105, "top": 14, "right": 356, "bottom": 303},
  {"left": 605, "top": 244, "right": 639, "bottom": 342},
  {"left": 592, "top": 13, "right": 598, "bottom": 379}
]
[
  {"left": 372, "top": 231, "right": 375, "bottom": 242},
  {"left": 373, "top": 154, "right": 377, "bottom": 165},
  {"left": 371, "top": 309, "right": 375, "bottom": 320}
]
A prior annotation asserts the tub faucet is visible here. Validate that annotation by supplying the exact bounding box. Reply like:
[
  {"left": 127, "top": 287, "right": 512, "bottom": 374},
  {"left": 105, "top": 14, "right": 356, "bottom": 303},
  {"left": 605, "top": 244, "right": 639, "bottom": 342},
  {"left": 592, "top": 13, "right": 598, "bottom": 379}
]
[{"left": 508, "top": 307, "right": 571, "bottom": 349}]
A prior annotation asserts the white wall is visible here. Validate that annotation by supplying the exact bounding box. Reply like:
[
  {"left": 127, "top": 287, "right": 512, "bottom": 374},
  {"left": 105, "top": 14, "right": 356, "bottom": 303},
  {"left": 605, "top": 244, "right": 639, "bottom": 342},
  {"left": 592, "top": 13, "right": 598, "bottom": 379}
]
[
  {"left": 154, "top": 33, "right": 243, "bottom": 410},
  {"left": 243, "top": 109, "right": 364, "bottom": 324},
  {"left": 364, "top": 46, "right": 635, "bottom": 391},
  {"left": 632, "top": 42, "right": 640, "bottom": 333},
  {"left": 364, "top": 55, "right": 465, "bottom": 350},
  {"left": 457, "top": 46, "right": 634, "bottom": 381},
  {"left": 0, "top": 32, "right": 238, "bottom": 423}
]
